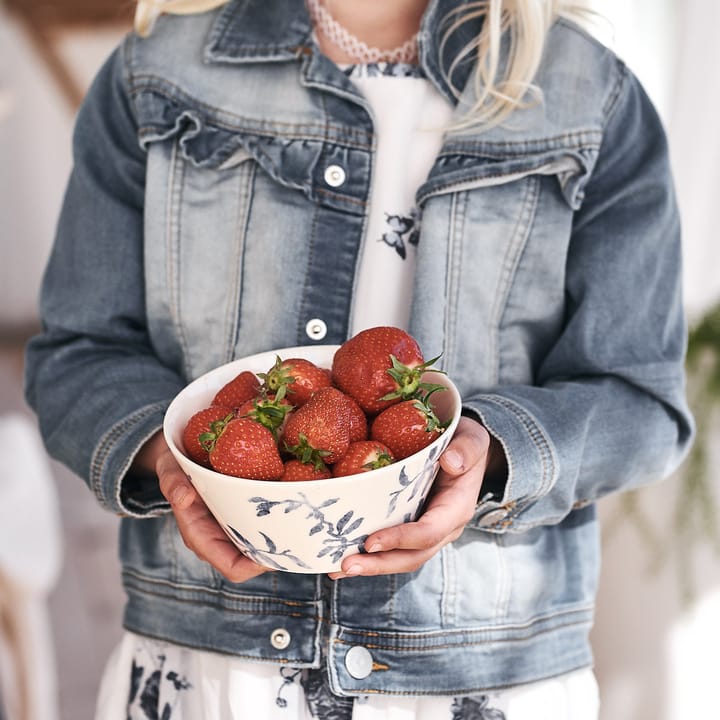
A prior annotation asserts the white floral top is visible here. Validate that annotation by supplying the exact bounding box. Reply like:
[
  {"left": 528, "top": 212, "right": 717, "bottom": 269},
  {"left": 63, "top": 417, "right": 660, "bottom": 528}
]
[{"left": 346, "top": 63, "right": 453, "bottom": 336}]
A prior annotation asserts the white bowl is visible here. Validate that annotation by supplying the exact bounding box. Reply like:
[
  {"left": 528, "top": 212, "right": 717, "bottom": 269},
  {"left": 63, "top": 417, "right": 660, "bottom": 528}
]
[{"left": 163, "top": 345, "right": 462, "bottom": 574}]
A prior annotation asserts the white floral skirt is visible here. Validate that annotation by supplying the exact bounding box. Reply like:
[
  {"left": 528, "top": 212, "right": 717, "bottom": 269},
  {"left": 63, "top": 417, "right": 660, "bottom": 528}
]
[{"left": 96, "top": 632, "right": 599, "bottom": 720}]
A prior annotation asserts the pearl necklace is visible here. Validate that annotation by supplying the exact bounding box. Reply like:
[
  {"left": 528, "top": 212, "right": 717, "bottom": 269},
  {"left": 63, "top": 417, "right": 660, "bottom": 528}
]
[{"left": 306, "top": 0, "right": 419, "bottom": 64}]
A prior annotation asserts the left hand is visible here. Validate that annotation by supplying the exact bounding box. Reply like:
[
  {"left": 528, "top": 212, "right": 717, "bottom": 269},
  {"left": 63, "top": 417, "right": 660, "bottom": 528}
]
[{"left": 328, "top": 416, "right": 495, "bottom": 579}]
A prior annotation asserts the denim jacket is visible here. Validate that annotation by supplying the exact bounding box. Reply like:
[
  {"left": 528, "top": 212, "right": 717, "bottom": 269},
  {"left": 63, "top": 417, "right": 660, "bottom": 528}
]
[{"left": 25, "top": 0, "right": 694, "bottom": 695}]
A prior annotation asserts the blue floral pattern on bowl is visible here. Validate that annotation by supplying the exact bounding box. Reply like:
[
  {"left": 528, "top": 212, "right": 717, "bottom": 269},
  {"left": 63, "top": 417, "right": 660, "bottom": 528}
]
[{"left": 223, "top": 437, "right": 450, "bottom": 572}]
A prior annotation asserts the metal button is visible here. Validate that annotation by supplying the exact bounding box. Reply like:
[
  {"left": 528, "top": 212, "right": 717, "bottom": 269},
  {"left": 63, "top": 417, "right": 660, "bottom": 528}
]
[
  {"left": 477, "top": 509, "right": 508, "bottom": 527},
  {"left": 305, "top": 318, "right": 328, "bottom": 341},
  {"left": 270, "top": 628, "right": 291, "bottom": 650},
  {"left": 345, "top": 645, "right": 373, "bottom": 679},
  {"left": 324, "top": 164, "right": 346, "bottom": 188}
]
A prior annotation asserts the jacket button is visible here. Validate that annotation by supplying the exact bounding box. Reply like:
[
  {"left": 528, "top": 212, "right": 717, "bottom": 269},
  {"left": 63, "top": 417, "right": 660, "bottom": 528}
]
[
  {"left": 305, "top": 318, "right": 328, "bottom": 341},
  {"left": 324, "top": 164, "right": 346, "bottom": 188},
  {"left": 345, "top": 645, "right": 373, "bottom": 679},
  {"left": 270, "top": 628, "right": 291, "bottom": 650}
]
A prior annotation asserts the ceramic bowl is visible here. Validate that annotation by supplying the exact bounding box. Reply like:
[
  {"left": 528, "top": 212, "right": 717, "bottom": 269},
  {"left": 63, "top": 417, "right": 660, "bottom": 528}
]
[{"left": 163, "top": 345, "right": 462, "bottom": 574}]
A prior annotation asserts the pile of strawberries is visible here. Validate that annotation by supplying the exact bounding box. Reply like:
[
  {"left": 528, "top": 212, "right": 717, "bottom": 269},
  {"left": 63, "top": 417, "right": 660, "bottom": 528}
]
[{"left": 181, "top": 326, "right": 449, "bottom": 481}]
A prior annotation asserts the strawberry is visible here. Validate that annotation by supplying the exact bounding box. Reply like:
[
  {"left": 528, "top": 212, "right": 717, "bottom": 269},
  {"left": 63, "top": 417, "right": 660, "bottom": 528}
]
[
  {"left": 370, "top": 394, "right": 447, "bottom": 460},
  {"left": 282, "top": 386, "right": 351, "bottom": 466},
  {"left": 331, "top": 326, "right": 443, "bottom": 414},
  {"left": 344, "top": 393, "right": 369, "bottom": 442},
  {"left": 182, "top": 406, "right": 235, "bottom": 468},
  {"left": 208, "top": 417, "right": 284, "bottom": 480},
  {"left": 212, "top": 370, "right": 261, "bottom": 409},
  {"left": 258, "top": 356, "right": 331, "bottom": 407},
  {"left": 280, "top": 459, "right": 333, "bottom": 482},
  {"left": 332, "top": 440, "right": 395, "bottom": 478}
]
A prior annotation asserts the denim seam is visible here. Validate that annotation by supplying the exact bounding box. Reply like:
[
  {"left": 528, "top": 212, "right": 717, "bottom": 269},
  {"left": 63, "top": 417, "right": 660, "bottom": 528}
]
[
  {"left": 333, "top": 607, "right": 593, "bottom": 648},
  {"left": 334, "top": 661, "right": 595, "bottom": 697},
  {"left": 165, "top": 140, "right": 193, "bottom": 378},
  {"left": 315, "top": 187, "right": 367, "bottom": 207},
  {"left": 297, "top": 202, "right": 322, "bottom": 343},
  {"left": 130, "top": 78, "right": 373, "bottom": 147},
  {"left": 223, "top": 162, "right": 255, "bottom": 362},
  {"left": 90, "top": 402, "right": 167, "bottom": 513},
  {"left": 418, "top": 164, "right": 572, "bottom": 205},
  {"left": 472, "top": 393, "right": 556, "bottom": 516},
  {"left": 490, "top": 175, "right": 541, "bottom": 386},
  {"left": 438, "top": 134, "right": 602, "bottom": 155},
  {"left": 443, "top": 191, "right": 462, "bottom": 373},
  {"left": 600, "top": 58, "right": 628, "bottom": 121},
  {"left": 124, "top": 569, "right": 322, "bottom": 612},
  {"left": 135, "top": 118, "right": 373, "bottom": 152}
]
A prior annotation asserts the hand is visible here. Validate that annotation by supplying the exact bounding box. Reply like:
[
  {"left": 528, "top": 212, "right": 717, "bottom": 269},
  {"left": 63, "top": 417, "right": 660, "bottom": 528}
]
[
  {"left": 328, "top": 416, "right": 498, "bottom": 579},
  {"left": 139, "top": 432, "right": 270, "bottom": 583}
]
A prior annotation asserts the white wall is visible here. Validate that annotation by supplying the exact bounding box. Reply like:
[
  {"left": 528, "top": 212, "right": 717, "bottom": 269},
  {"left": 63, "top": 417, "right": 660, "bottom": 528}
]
[
  {"left": 0, "top": 15, "right": 72, "bottom": 327},
  {"left": 0, "top": 14, "right": 125, "bottom": 328},
  {"left": 584, "top": 3, "right": 720, "bottom": 719}
]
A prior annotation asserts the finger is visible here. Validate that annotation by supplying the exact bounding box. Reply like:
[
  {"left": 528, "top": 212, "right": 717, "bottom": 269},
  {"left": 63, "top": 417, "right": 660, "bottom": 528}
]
[
  {"left": 360, "top": 469, "right": 478, "bottom": 554},
  {"left": 439, "top": 416, "right": 491, "bottom": 477},
  {"left": 156, "top": 449, "right": 268, "bottom": 583},
  {"left": 173, "top": 492, "right": 269, "bottom": 583},
  {"left": 329, "top": 538, "right": 452, "bottom": 579},
  {"left": 157, "top": 449, "right": 198, "bottom": 509}
]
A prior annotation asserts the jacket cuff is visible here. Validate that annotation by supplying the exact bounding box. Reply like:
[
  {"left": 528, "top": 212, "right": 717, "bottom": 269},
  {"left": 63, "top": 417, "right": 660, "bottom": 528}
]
[
  {"left": 90, "top": 401, "right": 172, "bottom": 517},
  {"left": 461, "top": 394, "right": 558, "bottom": 532}
]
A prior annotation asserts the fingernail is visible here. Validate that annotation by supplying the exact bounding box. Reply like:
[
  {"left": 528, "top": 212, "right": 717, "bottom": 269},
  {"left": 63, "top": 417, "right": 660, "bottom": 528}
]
[
  {"left": 171, "top": 486, "right": 187, "bottom": 505},
  {"left": 344, "top": 564, "right": 363, "bottom": 576},
  {"left": 366, "top": 542, "right": 382, "bottom": 553},
  {"left": 444, "top": 449, "right": 463, "bottom": 471}
]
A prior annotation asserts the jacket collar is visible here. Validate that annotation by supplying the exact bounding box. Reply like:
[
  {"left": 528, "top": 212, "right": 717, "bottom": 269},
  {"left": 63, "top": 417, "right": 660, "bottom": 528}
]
[{"left": 203, "top": 0, "right": 478, "bottom": 105}]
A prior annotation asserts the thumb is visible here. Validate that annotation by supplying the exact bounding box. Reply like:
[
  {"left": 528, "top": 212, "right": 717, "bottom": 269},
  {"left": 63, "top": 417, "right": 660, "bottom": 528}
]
[
  {"left": 157, "top": 448, "right": 198, "bottom": 509},
  {"left": 439, "top": 416, "right": 491, "bottom": 476}
]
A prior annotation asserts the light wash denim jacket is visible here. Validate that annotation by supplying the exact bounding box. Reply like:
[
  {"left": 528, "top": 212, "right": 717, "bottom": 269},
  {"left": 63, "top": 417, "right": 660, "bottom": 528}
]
[{"left": 25, "top": 0, "right": 694, "bottom": 695}]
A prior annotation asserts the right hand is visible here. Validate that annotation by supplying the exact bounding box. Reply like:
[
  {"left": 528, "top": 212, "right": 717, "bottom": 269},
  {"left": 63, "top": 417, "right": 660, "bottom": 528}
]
[{"left": 140, "top": 432, "right": 270, "bottom": 583}]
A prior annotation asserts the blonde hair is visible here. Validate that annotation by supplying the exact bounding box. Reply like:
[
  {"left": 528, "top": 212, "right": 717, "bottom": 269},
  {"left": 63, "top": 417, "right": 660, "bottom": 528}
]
[
  {"left": 134, "top": 0, "right": 230, "bottom": 37},
  {"left": 445, "top": 1, "right": 597, "bottom": 127},
  {"left": 135, "top": 0, "right": 589, "bottom": 127}
]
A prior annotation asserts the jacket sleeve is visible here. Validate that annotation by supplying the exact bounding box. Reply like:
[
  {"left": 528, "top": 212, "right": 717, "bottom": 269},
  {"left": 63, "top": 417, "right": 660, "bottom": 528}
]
[
  {"left": 24, "top": 40, "right": 184, "bottom": 517},
  {"left": 463, "top": 63, "right": 695, "bottom": 532}
]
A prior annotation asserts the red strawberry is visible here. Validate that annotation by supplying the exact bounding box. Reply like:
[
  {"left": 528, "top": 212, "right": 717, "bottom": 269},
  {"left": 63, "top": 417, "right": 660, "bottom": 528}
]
[
  {"left": 370, "top": 395, "right": 446, "bottom": 460},
  {"left": 331, "top": 326, "right": 442, "bottom": 414},
  {"left": 344, "top": 393, "right": 369, "bottom": 442},
  {"left": 212, "top": 370, "right": 261, "bottom": 409},
  {"left": 332, "top": 440, "right": 395, "bottom": 478},
  {"left": 280, "top": 459, "right": 333, "bottom": 482},
  {"left": 258, "top": 356, "right": 331, "bottom": 407},
  {"left": 282, "top": 386, "right": 351, "bottom": 466},
  {"left": 182, "top": 406, "right": 235, "bottom": 467},
  {"left": 209, "top": 418, "right": 284, "bottom": 480}
]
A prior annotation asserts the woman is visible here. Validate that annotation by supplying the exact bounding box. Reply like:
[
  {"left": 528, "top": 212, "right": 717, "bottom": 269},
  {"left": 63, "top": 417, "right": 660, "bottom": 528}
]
[{"left": 25, "top": 0, "right": 693, "bottom": 717}]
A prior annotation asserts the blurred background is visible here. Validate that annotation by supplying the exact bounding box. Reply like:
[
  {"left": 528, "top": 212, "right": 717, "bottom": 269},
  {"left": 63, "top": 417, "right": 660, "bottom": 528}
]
[{"left": 0, "top": 0, "right": 718, "bottom": 718}]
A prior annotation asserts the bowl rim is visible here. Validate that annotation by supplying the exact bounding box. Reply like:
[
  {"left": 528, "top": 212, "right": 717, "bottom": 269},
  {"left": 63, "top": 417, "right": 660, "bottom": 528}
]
[{"left": 163, "top": 344, "right": 462, "bottom": 487}]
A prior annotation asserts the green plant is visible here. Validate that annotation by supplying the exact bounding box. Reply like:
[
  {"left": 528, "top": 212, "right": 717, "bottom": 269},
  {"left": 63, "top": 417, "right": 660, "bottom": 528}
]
[{"left": 604, "top": 302, "right": 720, "bottom": 605}]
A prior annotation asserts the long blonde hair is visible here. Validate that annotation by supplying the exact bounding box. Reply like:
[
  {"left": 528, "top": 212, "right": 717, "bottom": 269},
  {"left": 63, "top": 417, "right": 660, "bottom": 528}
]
[{"left": 134, "top": 0, "right": 586, "bottom": 127}]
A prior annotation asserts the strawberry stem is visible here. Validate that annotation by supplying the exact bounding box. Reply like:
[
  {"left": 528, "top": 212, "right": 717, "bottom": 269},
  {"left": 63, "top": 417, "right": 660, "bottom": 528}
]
[
  {"left": 199, "top": 412, "right": 236, "bottom": 452},
  {"left": 257, "top": 355, "right": 293, "bottom": 395},
  {"left": 380, "top": 353, "right": 446, "bottom": 402},
  {"left": 283, "top": 433, "right": 332, "bottom": 470}
]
